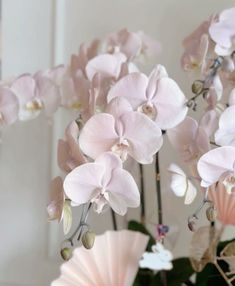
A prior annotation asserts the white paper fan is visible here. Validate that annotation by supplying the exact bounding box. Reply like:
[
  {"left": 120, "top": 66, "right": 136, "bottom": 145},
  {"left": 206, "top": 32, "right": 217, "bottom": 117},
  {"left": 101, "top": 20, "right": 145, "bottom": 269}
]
[{"left": 51, "top": 230, "right": 149, "bottom": 286}]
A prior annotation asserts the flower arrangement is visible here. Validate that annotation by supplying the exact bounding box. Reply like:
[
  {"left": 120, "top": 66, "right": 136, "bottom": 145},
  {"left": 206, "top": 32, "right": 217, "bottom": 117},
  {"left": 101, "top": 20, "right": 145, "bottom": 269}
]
[{"left": 2, "top": 6, "right": 235, "bottom": 286}]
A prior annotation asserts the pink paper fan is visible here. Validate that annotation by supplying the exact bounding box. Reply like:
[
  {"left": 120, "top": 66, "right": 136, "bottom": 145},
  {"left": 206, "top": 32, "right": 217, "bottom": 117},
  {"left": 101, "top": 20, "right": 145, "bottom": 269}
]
[
  {"left": 51, "top": 230, "right": 149, "bottom": 286},
  {"left": 208, "top": 181, "right": 235, "bottom": 225}
]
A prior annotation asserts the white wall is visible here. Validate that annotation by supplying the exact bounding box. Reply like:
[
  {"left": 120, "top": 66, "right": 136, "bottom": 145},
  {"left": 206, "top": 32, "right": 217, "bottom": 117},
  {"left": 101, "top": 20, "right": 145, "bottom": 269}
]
[{"left": 1, "top": 0, "right": 235, "bottom": 285}]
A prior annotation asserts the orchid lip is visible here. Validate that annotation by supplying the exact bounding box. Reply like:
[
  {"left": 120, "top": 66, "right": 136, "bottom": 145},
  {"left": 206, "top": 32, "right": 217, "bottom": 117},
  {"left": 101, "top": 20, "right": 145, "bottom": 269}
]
[
  {"left": 25, "top": 99, "right": 43, "bottom": 111},
  {"left": 111, "top": 138, "right": 129, "bottom": 161},
  {"left": 138, "top": 102, "right": 157, "bottom": 120}
]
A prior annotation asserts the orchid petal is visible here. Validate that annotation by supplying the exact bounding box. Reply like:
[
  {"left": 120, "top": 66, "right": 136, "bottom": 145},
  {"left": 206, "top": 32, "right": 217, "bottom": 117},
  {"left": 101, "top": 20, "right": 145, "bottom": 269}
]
[
  {"left": 79, "top": 113, "right": 118, "bottom": 160},
  {"left": 106, "top": 168, "right": 140, "bottom": 215},
  {"left": 108, "top": 72, "right": 148, "bottom": 109},
  {"left": 86, "top": 53, "right": 126, "bottom": 81},
  {"left": 121, "top": 112, "right": 163, "bottom": 164},
  {"left": 64, "top": 163, "right": 104, "bottom": 205},
  {"left": 215, "top": 106, "right": 235, "bottom": 146},
  {"left": 0, "top": 87, "right": 19, "bottom": 125},
  {"left": 153, "top": 78, "right": 188, "bottom": 129},
  {"left": 197, "top": 146, "right": 235, "bottom": 187}
]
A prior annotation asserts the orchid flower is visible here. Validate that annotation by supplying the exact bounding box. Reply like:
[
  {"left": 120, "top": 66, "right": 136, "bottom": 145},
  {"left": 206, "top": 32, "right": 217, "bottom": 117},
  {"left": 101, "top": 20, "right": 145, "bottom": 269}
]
[
  {"left": 79, "top": 97, "right": 163, "bottom": 164},
  {"left": 167, "top": 116, "right": 210, "bottom": 163},
  {"left": 63, "top": 152, "right": 140, "bottom": 215},
  {"left": 181, "top": 19, "right": 212, "bottom": 72},
  {"left": 11, "top": 74, "right": 60, "bottom": 120},
  {"left": 197, "top": 146, "right": 235, "bottom": 193},
  {"left": 209, "top": 7, "right": 235, "bottom": 56},
  {"left": 108, "top": 65, "right": 188, "bottom": 129},
  {"left": 168, "top": 164, "right": 197, "bottom": 204},
  {"left": 58, "top": 121, "right": 87, "bottom": 173},
  {"left": 0, "top": 87, "right": 19, "bottom": 126},
  {"left": 139, "top": 242, "right": 173, "bottom": 271},
  {"left": 105, "top": 28, "right": 142, "bottom": 60}
]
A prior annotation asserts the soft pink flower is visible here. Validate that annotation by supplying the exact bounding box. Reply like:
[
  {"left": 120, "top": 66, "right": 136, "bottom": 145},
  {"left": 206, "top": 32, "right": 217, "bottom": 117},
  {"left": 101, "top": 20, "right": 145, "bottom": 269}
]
[
  {"left": 58, "top": 121, "right": 87, "bottom": 173},
  {"left": 197, "top": 146, "right": 235, "bottom": 192},
  {"left": 105, "top": 29, "right": 142, "bottom": 60},
  {"left": 108, "top": 65, "right": 188, "bottom": 129},
  {"left": 209, "top": 7, "right": 235, "bottom": 56},
  {"left": 0, "top": 87, "right": 19, "bottom": 125},
  {"left": 63, "top": 152, "right": 140, "bottom": 215},
  {"left": 167, "top": 116, "right": 210, "bottom": 163},
  {"left": 181, "top": 19, "right": 212, "bottom": 72},
  {"left": 11, "top": 74, "right": 60, "bottom": 120},
  {"left": 47, "top": 176, "right": 65, "bottom": 222},
  {"left": 79, "top": 97, "right": 163, "bottom": 164}
]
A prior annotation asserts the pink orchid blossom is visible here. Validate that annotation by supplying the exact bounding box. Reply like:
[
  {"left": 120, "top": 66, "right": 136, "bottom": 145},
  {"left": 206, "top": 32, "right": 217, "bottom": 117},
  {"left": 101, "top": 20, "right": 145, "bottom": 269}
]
[
  {"left": 34, "top": 73, "right": 61, "bottom": 116},
  {"left": 47, "top": 176, "right": 65, "bottom": 222},
  {"left": 11, "top": 74, "right": 41, "bottom": 121},
  {"left": 167, "top": 116, "right": 210, "bottom": 163},
  {"left": 79, "top": 97, "right": 163, "bottom": 164},
  {"left": 209, "top": 7, "right": 235, "bottom": 56},
  {"left": 108, "top": 65, "right": 188, "bottom": 129},
  {"left": 46, "top": 66, "right": 82, "bottom": 110},
  {"left": 197, "top": 146, "right": 235, "bottom": 193},
  {"left": 63, "top": 152, "right": 140, "bottom": 215},
  {"left": 181, "top": 19, "right": 212, "bottom": 72},
  {"left": 0, "top": 87, "right": 19, "bottom": 125},
  {"left": 105, "top": 29, "right": 142, "bottom": 60},
  {"left": 58, "top": 121, "right": 87, "bottom": 173},
  {"left": 215, "top": 105, "right": 235, "bottom": 146},
  {"left": 11, "top": 74, "right": 60, "bottom": 120}
]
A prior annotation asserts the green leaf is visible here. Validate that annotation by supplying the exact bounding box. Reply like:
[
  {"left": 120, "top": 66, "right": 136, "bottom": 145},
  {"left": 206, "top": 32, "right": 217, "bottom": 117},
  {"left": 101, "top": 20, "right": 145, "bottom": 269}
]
[
  {"left": 195, "top": 263, "right": 227, "bottom": 286},
  {"left": 128, "top": 220, "right": 155, "bottom": 251},
  {"left": 152, "top": 258, "right": 194, "bottom": 286}
]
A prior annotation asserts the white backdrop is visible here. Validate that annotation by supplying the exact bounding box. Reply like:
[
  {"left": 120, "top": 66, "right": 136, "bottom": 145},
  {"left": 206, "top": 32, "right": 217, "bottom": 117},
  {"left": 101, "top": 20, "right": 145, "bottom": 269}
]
[{"left": 1, "top": 0, "right": 235, "bottom": 285}]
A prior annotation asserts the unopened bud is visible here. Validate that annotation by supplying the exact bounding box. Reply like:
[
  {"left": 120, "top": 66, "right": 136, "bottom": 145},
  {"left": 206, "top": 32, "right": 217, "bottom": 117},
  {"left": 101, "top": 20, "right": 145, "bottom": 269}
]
[
  {"left": 60, "top": 247, "right": 72, "bottom": 261},
  {"left": 192, "top": 81, "right": 204, "bottom": 95},
  {"left": 206, "top": 206, "right": 217, "bottom": 222},
  {"left": 82, "top": 230, "right": 96, "bottom": 249},
  {"left": 188, "top": 217, "right": 197, "bottom": 232}
]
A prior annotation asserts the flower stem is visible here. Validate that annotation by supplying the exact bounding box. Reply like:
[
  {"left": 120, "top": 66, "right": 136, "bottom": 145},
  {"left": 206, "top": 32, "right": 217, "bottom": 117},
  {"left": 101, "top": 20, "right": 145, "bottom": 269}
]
[
  {"left": 111, "top": 209, "right": 117, "bottom": 230},
  {"left": 155, "top": 152, "right": 163, "bottom": 225},
  {"left": 155, "top": 152, "right": 167, "bottom": 286},
  {"left": 139, "top": 164, "right": 146, "bottom": 224}
]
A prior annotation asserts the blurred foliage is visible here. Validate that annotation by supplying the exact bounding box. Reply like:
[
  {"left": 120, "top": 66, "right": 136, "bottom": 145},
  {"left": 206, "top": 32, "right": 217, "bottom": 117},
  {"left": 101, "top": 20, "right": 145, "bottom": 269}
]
[{"left": 129, "top": 220, "right": 235, "bottom": 285}]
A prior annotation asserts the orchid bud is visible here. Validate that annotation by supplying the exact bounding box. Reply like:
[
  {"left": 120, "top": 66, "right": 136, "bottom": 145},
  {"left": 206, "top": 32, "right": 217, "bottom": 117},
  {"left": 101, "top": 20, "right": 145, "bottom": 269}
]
[
  {"left": 206, "top": 206, "right": 217, "bottom": 222},
  {"left": 60, "top": 247, "right": 72, "bottom": 261},
  {"left": 192, "top": 81, "right": 203, "bottom": 95},
  {"left": 82, "top": 230, "right": 96, "bottom": 249},
  {"left": 188, "top": 217, "right": 197, "bottom": 232},
  {"left": 221, "top": 57, "right": 235, "bottom": 72}
]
